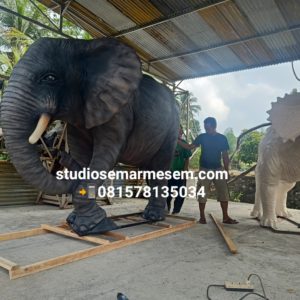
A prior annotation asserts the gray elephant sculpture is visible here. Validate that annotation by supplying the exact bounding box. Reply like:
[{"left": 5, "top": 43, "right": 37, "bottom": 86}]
[{"left": 0, "top": 37, "right": 179, "bottom": 236}]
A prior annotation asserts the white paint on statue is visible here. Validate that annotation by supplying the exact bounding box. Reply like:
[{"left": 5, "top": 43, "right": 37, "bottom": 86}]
[{"left": 252, "top": 93, "right": 300, "bottom": 228}]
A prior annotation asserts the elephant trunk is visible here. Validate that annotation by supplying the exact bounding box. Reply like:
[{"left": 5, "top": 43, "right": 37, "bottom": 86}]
[{"left": 0, "top": 77, "right": 76, "bottom": 195}]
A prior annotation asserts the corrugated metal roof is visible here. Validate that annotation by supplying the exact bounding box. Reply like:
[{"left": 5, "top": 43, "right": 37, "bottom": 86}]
[
  {"left": 38, "top": 0, "right": 300, "bottom": 82},
  {"left": 0, "top": 162, "right": 38, "bottom": 206},
  {"left": 235, "top": 0, "right": 287, "bottom": 33},
  {"left": 150, "top": 0, "right": 213, "bottom": 15},
  {"left": 78, "top": 0, "right": 136, "bottom": 32},
  {"left": 127, "top": 30, "right": 172, "bottom": 57},
  {"left": 171, "top": 13, "right": 222, "bottom": 48}
]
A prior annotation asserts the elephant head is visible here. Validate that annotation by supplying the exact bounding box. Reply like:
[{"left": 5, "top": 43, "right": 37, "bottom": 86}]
[{"left": 0, "top": 37, "right": 142, "bottom": 194}]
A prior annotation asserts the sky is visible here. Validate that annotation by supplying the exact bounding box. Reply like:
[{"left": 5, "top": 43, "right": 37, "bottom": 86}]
[{"left": 181, "top": 60, "right": 300, "bottom": 136}]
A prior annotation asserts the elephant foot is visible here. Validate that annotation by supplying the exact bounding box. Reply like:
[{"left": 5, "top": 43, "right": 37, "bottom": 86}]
[
  {"left": 67, "top": 201, "right": 118, "bottom": 236},
  {"left": 142, "top": 204, "right": 166, "bottom": 221},
  {"left": 260, "top": 216, "right": 277, "bottom": 229}
]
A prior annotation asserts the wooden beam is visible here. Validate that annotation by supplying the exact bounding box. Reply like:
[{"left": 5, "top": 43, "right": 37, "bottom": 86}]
[
  {"left": 151, "top": 222, "right": 172, "bottom": 228},
  {"left": 166, "top": 215, "right": 196, "bottom": 222},
  {"left": 0, "top": 213, "right": 196, "bottom": 279},
  {"left": 41, "top": 224, "right": 110, "bottom": 245},
  {"left": 4, "top": 219, "right": 195, "bottom": 279},
  {"left": 0, "top": 257, "right": 18, "bottom": 271},
  {"left": 109, "top": 211, "right": 143, "bottom": 219},
  {"left": 209, "top": 214, "right": 238, "bottom": 254},
  {"left": 0, "top": 228, "right": 46, "bottom": 242},
  {"left": 101, "top": 231, "right": 129, "bottom": 240},
  {"left": 125, "top": 216, "right": 172, "bottom": 228}
]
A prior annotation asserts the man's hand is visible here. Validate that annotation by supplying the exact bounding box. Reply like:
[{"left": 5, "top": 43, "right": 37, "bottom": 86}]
[
  {"left": 177, "top": 139, "right": 196, "bottom": 150},
  {"left": 226, "top": 170, "right": 231, "bottom": 182}
]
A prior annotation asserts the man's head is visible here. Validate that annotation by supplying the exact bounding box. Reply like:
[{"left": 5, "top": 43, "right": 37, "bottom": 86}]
[{"left": 204, "top": 117, "right": 217, "bottom": 134}]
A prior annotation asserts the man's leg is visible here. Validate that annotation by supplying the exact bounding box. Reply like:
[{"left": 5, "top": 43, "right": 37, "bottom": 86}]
[
  {"left": 198, "top": 202, "right": 207, "bottom": 223},
  {"left": 167, "top": 179, "right": 172, "bottom": 213},
  {"left": 166, "top": 177, "right": 175, "bottom": 213},
  {"left": 173, "top": 179, "right": 186, "bottom": 214},
  {"left": 214, "top": 178, "right": 238, "bottom": 224},
  {"left": 197, "top": 176, "right": 210, "bottom": 224},
  {"left": 220, "top": 201, "right": 229, "bottom": 220}
]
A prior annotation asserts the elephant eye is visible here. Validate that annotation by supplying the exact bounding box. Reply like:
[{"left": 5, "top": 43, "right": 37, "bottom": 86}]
[{"left": 41, "top": 74, "right": 57, "bottom": 82}]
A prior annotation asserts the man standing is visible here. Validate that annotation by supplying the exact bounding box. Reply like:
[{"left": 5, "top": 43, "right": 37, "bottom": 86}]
[
  {"left": 178, "top": 117, "right": 238, "bottom": 224},
  {"left": 167, "top": 126, "right": 192, "bottom": 214}
]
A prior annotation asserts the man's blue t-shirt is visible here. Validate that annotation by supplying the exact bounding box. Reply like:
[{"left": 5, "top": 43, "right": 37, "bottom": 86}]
[{"left": 193, "top": 133, "right": 229, "bottom": 169}]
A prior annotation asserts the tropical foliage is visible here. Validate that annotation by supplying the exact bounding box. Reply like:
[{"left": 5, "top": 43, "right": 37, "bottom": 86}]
[
  {"left": 238, "top": 130, "right": 264, "bottom": 166},
  {"left": 0, "top": 0, "right": 91, "bottom": 80},
  {"left": 175, "top": 91, "right": 201, "bottom": 142}
]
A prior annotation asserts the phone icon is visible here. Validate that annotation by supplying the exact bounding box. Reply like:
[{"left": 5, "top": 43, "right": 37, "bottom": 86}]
[{"left": 88, "top": 185, "right": 96, "bottom": 199}]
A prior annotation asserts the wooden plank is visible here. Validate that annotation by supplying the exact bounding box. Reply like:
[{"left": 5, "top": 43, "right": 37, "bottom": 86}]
[
  {"left": 209, "top": 213, "right": 238, "bottom": 254},
  {"left": 151, "top": 222, "right": 172, "bottom": 228},
  {"left": 125, "top": 216, "right": 172, "bottom": 228},
  {"left": 9, "top": 220, "right": 195, "bottom": 279},
  {"left": 110, "top": 211, "right": 143, "bottom": 219},
  {"left": 41, "top": 224, "right": 110, "bottom": 245},
  {"left": 124, "top": 216, "right": 143, "bottom": 222},
  {"left": 0, "top": 228, "right": 46, "bottom": 242},
  {"left": 101, "top": 231, "right": 129, "bottom": 240},
  {"left": 0, "top": 257, "right": 18, "bottom": 271},
  {"left": 166, "top": 215, "right": 196, "bottom": 222}
]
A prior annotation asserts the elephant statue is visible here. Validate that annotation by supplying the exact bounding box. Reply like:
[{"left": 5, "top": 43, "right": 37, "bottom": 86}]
[
  {"left": 251, "top": 92, "right": 300, "bottom": 228},
  {"left": 0, "top": 37, "right": 179, "bottom": 236}
]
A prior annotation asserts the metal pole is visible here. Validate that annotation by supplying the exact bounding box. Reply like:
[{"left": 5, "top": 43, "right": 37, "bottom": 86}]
[
  {"left": 186, "top": 94, "right": 190, "bottom": 143},
  {"left": 150, "top": 24, "right": 300, "bottom": 63},
  {"left": 113, "top": 0, "right": 229, "bottom": 38},
  {"left": 0, "top": 5, "right": 71, "bottom": 38}
]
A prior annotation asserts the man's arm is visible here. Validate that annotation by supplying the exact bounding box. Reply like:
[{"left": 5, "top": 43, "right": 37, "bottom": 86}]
[
  {"left": 222, "top": 151, "right": 230, "bottom": 172},
  {"left": 183, "top": 158, "right": 189, "bottom": 171},
  {"left": 177, "top": 139, "right": 197, "bottom": 150}
]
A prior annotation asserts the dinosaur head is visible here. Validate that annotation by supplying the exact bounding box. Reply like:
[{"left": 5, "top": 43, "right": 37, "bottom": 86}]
[{"left": 267, "top": 92, "right": 300, "bottom": 143}]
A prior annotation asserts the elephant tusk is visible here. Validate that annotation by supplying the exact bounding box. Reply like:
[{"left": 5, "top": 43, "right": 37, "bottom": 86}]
[{"left": 28, "top": 113, "right": 51, "bottom": 144}]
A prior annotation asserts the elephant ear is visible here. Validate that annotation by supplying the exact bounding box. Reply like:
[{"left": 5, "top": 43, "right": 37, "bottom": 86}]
[
  {"left": 267, "top": 92, "right": 300, "bottom": 142},
  {"left": 83, "top": 38, "right": 142, "bottom": 129}
]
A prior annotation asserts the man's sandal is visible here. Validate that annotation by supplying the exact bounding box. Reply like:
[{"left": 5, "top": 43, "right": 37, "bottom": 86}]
[
  {"left": 198, "top": 218, "right": 207, "bottom": 224},
  {"left": 223, "top": 218, "right": 239, "bottom": 224}
]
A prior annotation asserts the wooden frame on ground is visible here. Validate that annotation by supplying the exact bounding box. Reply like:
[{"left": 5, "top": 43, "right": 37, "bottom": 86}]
[{"left": 0, "top": 213, "right": 196, "bottom": 279}]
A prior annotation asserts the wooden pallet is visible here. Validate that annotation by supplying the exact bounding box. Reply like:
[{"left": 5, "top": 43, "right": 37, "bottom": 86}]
[{"left": 0, "top": 213, "right": 196, "bottom": 279}]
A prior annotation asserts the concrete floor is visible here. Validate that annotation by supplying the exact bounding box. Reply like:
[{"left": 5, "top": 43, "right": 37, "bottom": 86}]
[{"left": 0, "top": 198, "right": 300, "bottom": 300}]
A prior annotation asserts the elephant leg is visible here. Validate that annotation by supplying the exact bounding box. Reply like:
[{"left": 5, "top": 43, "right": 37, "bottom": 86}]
[
  {"left": 275, "top": 181, "right": 295, "bottom": 218},
  {"left": 66, "top": 119, "right": 131, "bottom": 236},
  {"left": 143, "top": 133, "right": 177, "bottom": 221},
  {"left": 67, "top": 124, "right": 93, "bottom": 167},
  {"left": 58, "top": 151, "right": 114, "bottom": 235},
  {"left": 62, "top": 125, "right": 113, "bottom": 235},
  {"left": 259, "top": 182, "right": 278, "bottom": 228}
]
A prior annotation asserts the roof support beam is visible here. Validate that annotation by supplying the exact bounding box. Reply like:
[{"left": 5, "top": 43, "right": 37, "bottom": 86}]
[
  {"left": 112, "top": 0, "right": 229, "bottom": 38},
  {"left": 0, "top": 4, "right": 71, "bottom": 38},
  {"left": 28, "top": 0, "right": 59, "bottom": 30},
  {"left": 149, "top": 24, "right": 300, "bottom": 63}
]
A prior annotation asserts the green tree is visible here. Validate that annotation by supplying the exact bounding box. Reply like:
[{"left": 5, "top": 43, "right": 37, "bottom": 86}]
[
  {"left": 0, "top": 27, "right": 33, "bottom": 78},
  {"left": 224, "top": 127, "right": 237, "bottom": 154},
  {"left": 239, "top": 131, "right": 264, "bottom": 165},
  {"left": 189, "top": 148, "right": 201, "bottom": 170},
  {"left": 175, "top": 91, "right": 201, "bottom": 141},
  {"left": 0, "top": 0, "right": 92, "bottom": 79}
]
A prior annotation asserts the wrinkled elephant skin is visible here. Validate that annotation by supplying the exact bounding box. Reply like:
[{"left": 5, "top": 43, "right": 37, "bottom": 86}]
[{"left": 1, "top": 38, "right": 179, "bottom": 235}]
